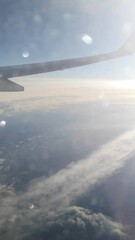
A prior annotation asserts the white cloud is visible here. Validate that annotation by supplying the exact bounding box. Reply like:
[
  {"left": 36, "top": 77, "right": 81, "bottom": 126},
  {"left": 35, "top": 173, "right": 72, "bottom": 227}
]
[{"left": 17, "top": 128, "right": 135, "bottom": 216}]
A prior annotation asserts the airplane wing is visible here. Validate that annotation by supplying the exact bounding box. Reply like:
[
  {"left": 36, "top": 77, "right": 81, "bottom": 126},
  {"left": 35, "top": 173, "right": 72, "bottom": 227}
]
[{"left": 0, "top": 33, "right": 135, "bottom": 91}]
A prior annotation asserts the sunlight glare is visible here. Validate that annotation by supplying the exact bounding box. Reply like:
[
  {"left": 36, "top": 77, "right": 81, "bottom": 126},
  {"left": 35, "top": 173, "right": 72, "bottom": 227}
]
[
  {"left": 110, "top": 80, "right": 135, "bottom": 89},
  {"left": 22, "top": 51, "right": 29, "bottom": 58},
  {"left": 82, "top": 34, "right": 93, "bottom": 45},
  {"left": 0, "top": 121, "right": 6, "bottom": 127}
]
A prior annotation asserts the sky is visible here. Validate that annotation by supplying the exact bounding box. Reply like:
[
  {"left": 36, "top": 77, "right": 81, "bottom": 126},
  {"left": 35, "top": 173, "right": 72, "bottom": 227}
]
[{"left": 1, "top": 0, "right": 135, "bottom": 79}]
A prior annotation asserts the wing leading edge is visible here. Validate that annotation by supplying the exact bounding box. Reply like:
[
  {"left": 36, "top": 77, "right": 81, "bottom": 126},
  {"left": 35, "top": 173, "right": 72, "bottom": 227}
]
[{"left": 0, "top": 33, "right": 135, "bottom": 91}]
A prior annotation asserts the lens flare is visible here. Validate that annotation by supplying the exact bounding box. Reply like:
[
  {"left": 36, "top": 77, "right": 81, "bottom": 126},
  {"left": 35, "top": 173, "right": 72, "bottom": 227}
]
[{"left": 82, "top": 34, "right": 93, "bottom": 45}]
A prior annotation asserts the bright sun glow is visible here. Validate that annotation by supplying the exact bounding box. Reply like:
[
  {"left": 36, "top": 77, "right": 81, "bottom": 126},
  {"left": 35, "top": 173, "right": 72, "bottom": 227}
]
[{"left": 111, "top": 80, "right": 135, "bottom": 89}]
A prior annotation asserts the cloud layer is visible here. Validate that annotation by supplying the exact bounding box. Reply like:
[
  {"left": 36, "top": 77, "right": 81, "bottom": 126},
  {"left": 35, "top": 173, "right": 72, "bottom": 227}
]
[
  {"left": 19, "top": 206, "right": 126, "bottom": 240},
  {"left": 1, "top": 128, "right": 135, "bottom": 238},
  {"left": 19, "top": 128, "right": 135, "bottom": 213}
]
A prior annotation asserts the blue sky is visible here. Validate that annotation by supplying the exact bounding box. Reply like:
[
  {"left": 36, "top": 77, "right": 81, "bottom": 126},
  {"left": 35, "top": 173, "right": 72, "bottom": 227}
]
[{"left": 1, "top": 0, "right": 135, "bottom": 79}]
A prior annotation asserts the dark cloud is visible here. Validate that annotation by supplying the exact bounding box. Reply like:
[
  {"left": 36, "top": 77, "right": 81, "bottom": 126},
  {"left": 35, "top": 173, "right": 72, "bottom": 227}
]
[{"left": 17, "top": 206, "right": 126, "bottom": 240}]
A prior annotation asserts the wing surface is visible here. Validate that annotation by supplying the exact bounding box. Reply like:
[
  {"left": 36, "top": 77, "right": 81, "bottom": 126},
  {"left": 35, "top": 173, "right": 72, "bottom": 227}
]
[
  {"left": 0, "top": 51, "right": 128, "bottom": 79},
  {"left": 0, "top": 32, "right": 135, "bottom": 91}
]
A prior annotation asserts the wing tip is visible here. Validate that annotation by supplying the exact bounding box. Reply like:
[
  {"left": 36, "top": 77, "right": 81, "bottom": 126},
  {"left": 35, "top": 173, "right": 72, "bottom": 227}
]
[{"left": 0, "top": 78, "right": 24, "bottom": 92}]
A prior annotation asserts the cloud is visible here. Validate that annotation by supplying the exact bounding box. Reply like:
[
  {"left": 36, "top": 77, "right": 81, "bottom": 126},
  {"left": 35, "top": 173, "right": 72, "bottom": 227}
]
[
  {"left": 44, "top": 206, "right": 126, "bottom": 240},
  {"left": 18, "top": 128, "right": 135, "bottom": 213},
  {"left": 12, "top": 206, "right": 126, "bottom": 240},
  {"left": 1, "top": 128, "right": 135, "bottom": 236},
  {"left": 2, "top": 79, "right": 135, "bottom": 114}
]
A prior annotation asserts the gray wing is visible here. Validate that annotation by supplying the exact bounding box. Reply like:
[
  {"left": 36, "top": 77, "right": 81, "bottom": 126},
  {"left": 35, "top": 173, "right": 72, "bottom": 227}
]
[{"left": 0, "top": 33, "right": 134, "bottom": 91}]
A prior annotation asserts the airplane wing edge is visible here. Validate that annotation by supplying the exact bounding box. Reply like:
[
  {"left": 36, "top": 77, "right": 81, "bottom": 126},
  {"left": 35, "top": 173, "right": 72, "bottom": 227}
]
[{"left": 0, "top": 77, "right": 24, "bottom": 92}]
